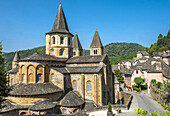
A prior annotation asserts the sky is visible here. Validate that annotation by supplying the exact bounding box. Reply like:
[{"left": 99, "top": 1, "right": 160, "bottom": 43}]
[{"left": 0, "top": 0, "right": 170, "bottom": 53}]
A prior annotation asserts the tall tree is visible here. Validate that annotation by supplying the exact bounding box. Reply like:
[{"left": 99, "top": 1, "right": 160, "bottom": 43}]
[
  {"left": 0, "top": 43, "right": 10, "bottom": 109},
  {"left": 158, "top": 33, "right": 163, "bottom": 39}
]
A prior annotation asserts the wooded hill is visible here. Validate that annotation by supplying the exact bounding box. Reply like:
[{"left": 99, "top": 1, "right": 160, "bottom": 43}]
[{"left": 2, "top": 42, "right": 145, "bottom": 71}]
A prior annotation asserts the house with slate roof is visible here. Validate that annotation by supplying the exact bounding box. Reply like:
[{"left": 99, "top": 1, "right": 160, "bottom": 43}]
[
  {"left": 1, "top": 3, "right": 116, "bottom": 115},
  {"left": 119, "top": 51, "right": 170, "bottom": 94}
]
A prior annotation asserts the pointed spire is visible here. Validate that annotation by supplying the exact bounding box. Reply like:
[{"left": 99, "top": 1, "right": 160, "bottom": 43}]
[
  {"left": 47, "top": 3, "right": 72, "bottom": 36},
  {"left": 13, "top": 52, "right": 20, "bottom": 62},
  {"left": 72, "top": 33, "right": 82, "bottom": 49},
  {"left": 90, "top": 30, "right": 103, "bottom": 48}
]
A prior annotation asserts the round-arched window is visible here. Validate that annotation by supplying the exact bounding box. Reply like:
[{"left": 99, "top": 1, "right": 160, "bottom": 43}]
[
  {"left": 22, "top": 74, "right": 26, "bottom": 82},
  {"left": 37, "top": 74, "right": 42, "bottom": 82},
  {"left": 51, "top": 74, "right": 55, "bottom": 81},
  {"left": 87, "top": 81, "right": 92, "bottom": 92},
  {"left": 73, "top": 80, "right": 77, "bottom": 91}
]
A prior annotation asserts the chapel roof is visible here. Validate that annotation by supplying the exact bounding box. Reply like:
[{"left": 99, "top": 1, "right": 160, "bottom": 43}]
[
  {"left": 66, "top": 66, "right": 103, "bottom": 73},
  {"left": 7, "top": 67, "right": 18, "bottom": 74},
  {"left": 10, "top": 82, "right": 62, "bottom": 96},
  {"left": 66, "top": 54, "right": 106, "bottom": 64},
  {"left": 19, "top": 53, "right": 67, "bottom": 62},
  {"left": 60, "top": 91, "right": 84, "bottom": 107},
  {"left": 30, "top": 100, "right": 59, "bottom": 111}
]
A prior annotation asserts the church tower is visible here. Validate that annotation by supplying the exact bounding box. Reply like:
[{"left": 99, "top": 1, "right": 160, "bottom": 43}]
[
  {"left": 46, "top": 3, "right": 73, "bottom": 58},
  {"left": 12, "top": 52, "right": 20, "bottom": 69},
  {"left": 90, "top": 30, "right": 103, "bottom": 55},
  {"left": 72, "top": 33, "right": 83, "bottom": 57}
]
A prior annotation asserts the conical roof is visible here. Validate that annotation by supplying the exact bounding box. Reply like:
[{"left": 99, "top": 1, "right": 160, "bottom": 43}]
[
  {"left": 60, "top": 91, "right": 84, "bottom": 107},
  {"left": 47, "top": 3, "right": 73, "bottom": 36},
  {"left": 90, "top": 30, "right": 103, "bottom": 48},
  {"left": 72, "top": 33, "right": 82, "bottom": 49},
  {"left": 13, "top": 52, "right": 20, "bottom": 62}
]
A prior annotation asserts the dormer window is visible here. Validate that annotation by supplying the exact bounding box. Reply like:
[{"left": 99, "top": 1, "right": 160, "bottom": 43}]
[
  {"left": 60, "top": 36, "right": 64, "bottom": 44},
  {"left": 94, "top": 50, "right": 97, "bottom": 54},
  {"left": 52, "top": 36, "right": 55, "bottom": 44}
]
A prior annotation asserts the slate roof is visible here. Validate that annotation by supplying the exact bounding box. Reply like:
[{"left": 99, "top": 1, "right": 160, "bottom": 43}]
[
  {"left": 90, "top": 30, "right": 103, "bottom": 48},
  {"left": 72, "top": 33, "right": 82, "bottom": 49},
  {"left": 60, "top": 91, "right": 84, "bottom": 107},
  {"left": 66, "top": 55, "right": 106, "bottom": 64},
  {"left": 52, "top": 67, "right": 69, "bottom": 74},
  {"left": 30, "top": 100, "right": 58, "bottom": 111},
  {"left": 0, "top": 100, "right": 29, "bottom": 113},
  {"left": 10, "top": 82, "right": 62, "bottom": 96},
  {"left": 46, "top": 4, "right": 73, "bottom": 36},
  {"left": 13, "top": 52, "right": 20, "bottom": 62},
  {"left": 19, "top": 53, "right": 67, "bottom": 62},
  {"left": 111, "top": 65, "right": 118, "bottom": 72},
  {"left": 152, "top": 52, "right": 164, "bottom": 57},
  {"left": 66, "top": 66, "right": 103, "bottom": 73},
  {"left": 7, "top": 67, "right": 18, "bottom": 74},
  {"left": 82, "top": 101, "right": 96, "bottom": 111},
  {"left": 137, "top": 51, "right": 149, "bottom": 56}
]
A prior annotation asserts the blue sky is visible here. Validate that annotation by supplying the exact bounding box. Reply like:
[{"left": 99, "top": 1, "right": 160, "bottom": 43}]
[{"left": 0, "top": 0, "right": 170, "bottom": 52}]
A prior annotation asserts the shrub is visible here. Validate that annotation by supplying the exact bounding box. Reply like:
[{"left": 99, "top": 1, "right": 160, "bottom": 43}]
[
  {"left": 141, "top": 84, "right": 148, "bottom": 90},
  {"left": 156, "top": 82, "right": 163, "bottom": 89},
  {"left": 151, "top": 79, "right": 157, "bottom": 85},
  {"left": 107, "top": 102, "right": 112, "bottom": 112},
  {"left": 124, "top": 83, "right": 126, "bottom": 88},
  {"left": 132, "top": 85, "right": 140, "bottom": 92}
]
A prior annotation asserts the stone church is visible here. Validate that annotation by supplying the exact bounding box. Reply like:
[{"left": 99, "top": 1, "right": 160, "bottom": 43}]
[{"left": 1, "top": 3, "right": 116, "bottom": 115}]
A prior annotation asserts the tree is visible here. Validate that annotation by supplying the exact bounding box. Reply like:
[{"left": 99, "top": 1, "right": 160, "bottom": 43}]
[
  {"left": 114, "top": 69, "right": 124, "bottom": 82},
  {"left": 158, "top": 34, "right": 163, "bottom": 40},
  {"left": 134, "top": 77, "right": 145, "bottom": 90},
  {"left": 0, "top": 43, "right": 10, "bottom": 109}
]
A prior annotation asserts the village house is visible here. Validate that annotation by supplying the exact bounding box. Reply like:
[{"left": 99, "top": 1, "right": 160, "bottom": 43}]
[
  {"left": 117, "top": 51, "right": 170, "bottom": 94},
  {"left": 0, "top": 4, "right": 117, "bottom": 115}
]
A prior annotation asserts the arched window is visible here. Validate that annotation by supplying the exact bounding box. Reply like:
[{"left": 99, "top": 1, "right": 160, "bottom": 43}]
[
  {"left": 73, "top": 80, "right": 77, "bottom": 90},
  {"left": 37, "top": 74, "right": 42, "bottom": 82},
  {"left": 60, "top": 36, "right": 64, "bottom": 44},
  {"left": 94, "top": 50, "right": 97, "bottom": 54},
  {"left": 11, "top": 79, "right": 14, "bottom": 85},
  {"left": 59, "top": 49, "right": 64, "bottom": 56},
  {"left": 87, "top": 81, "right": 92, "bottom": 92},
  {"left": 52, "top": 36, "right": 55, "bottom": 44},
  {"left": 51, "top": 74, "right": 55, "bottom": 81},
  {"left": 22, "top": 74, "right": 26, "bottom": 82}
]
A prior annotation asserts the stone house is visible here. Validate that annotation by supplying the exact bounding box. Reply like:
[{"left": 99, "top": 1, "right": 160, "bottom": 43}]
[
  {"left": 0, "top": 3, "right": 116, "bottom": 115},
  {"left": 120, "top": 52, "right": 169, "bottom": 94}
]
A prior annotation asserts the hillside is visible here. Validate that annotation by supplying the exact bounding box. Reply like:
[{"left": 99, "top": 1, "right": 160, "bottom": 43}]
[{"left": 2, "top": 43, "right": 145, "bottom": 71}]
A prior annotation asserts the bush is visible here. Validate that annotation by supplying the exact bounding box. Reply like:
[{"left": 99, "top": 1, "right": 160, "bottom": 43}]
[
  {"left": 151, "top": 79, "right": 156, "bottom": 85},
  {"left": 156, "top": 82, "right": 163, "bottom": 89},
  {"left": 141, "top": 84, "right": 148, "bottom": 90},
  {"left": 132, "top": 85, "right": 140, "bottom": 92},
  {"left": 108, "top": 103, "right": 112, "bottom": 112},
  {"left": 124, "top": 83, "right": 126, "bottom": 88}
]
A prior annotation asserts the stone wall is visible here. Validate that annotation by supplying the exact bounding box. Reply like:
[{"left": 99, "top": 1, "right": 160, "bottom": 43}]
[{"left": 150, "top": 84, "right": 169, "bottom": 105}]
